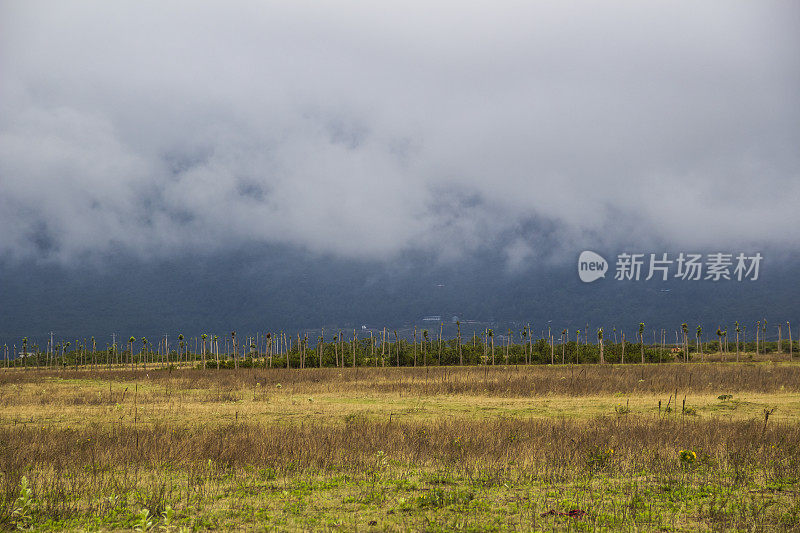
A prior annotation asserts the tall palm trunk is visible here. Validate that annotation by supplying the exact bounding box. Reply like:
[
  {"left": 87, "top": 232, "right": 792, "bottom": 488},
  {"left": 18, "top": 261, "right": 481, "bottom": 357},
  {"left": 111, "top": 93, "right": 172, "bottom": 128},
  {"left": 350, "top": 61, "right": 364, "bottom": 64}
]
[
  {"left": 735, "top": 330, "right": 740, "bottom": 362},
  {"left": 527, "top": 323, "right": 532, "bottom": 365},
  {"left": 370, "top": 331, "right": 375, "bottom": 367},
  {"left": 413, "top": 326, "right": 417, "bottom": 367},
  {"left": 457, "top": 322, "right": 462, "bottom": 366},
  {"left": 640, "top": 336, "right": 645, "bottom": 364},
  {"left": 756, "top": 324, "right": 759, "bottom": 356},
  {"left": 438, "top": 322, "right": 443, "bottom": 366},
  {"left": 599, "top": 337, "right": 604, "bottom": 364},
  {"left": 381, "top": 328, "right": 386, "bottom": 367},
  {"left": 394, "top": 330, "right": 399, "bottom": 367}
]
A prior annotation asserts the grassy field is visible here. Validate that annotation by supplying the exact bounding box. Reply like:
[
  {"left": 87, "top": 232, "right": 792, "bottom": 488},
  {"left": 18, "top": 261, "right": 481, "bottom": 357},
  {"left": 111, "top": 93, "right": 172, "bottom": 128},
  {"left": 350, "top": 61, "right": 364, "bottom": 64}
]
[{"left": 0, "top": 363, "right": 799, "bottom": 531}]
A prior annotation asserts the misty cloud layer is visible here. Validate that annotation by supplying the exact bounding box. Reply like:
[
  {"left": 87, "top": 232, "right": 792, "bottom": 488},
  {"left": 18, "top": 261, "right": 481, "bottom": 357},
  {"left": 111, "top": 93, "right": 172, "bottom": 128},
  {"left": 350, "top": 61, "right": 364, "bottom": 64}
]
[{"left": 1, "top": 1, "right": 798, "bottom": 265}]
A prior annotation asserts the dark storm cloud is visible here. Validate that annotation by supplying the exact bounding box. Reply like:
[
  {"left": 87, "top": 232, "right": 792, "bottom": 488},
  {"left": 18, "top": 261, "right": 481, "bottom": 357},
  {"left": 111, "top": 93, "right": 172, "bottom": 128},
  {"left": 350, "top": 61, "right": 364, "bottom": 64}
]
[{"left": 1, "top": 1, "right": 798, "bottom": 265}]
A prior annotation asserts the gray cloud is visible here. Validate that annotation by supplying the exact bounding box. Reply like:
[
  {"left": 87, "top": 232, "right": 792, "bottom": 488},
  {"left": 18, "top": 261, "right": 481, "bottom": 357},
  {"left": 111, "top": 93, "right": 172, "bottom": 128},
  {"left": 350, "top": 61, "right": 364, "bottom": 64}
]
[{"left": 1, "top": 1, "right": 798, "bottom": 265}]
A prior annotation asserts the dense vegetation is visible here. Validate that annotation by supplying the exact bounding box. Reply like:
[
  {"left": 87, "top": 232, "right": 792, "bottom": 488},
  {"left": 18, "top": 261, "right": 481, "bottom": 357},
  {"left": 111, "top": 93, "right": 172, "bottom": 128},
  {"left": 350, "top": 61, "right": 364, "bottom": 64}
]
[{"left": 4, "top": 331, "right": 797, "bottom": 370}]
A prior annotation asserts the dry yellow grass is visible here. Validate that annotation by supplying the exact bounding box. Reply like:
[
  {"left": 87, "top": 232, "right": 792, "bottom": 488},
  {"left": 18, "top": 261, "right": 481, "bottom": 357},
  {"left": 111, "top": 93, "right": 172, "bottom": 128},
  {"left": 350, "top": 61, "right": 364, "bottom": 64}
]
[
  {"left": 0, "top": 363, "right": 799, "bottom": 531},
  {"left": 1, "top": 363, "right": 799, "bottom": 429}
]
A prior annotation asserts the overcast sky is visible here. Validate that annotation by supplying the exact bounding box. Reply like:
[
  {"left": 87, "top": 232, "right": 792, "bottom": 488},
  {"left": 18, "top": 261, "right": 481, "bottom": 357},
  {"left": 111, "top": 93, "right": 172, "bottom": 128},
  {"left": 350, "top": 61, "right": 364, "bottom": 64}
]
[{"left": 1, "top": 1, "right": 798, "bottom": 267}]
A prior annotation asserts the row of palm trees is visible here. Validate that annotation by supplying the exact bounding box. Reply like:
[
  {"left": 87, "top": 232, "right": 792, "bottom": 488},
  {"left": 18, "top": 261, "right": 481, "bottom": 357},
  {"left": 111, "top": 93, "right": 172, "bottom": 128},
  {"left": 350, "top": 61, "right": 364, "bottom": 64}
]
[
  {"left": 2, "top": 319, "right": 795, "bottom": 370},
  {"left": 672, "top": 319, "right": 791, "bottom": 363}
]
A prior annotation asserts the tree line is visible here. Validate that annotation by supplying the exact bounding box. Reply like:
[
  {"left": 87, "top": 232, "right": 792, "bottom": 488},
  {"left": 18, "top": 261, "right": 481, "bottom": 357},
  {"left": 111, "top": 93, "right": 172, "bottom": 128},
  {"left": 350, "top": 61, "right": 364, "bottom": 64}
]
[{"left": 2, "top": 320, "right": 796, "bottom": 370}]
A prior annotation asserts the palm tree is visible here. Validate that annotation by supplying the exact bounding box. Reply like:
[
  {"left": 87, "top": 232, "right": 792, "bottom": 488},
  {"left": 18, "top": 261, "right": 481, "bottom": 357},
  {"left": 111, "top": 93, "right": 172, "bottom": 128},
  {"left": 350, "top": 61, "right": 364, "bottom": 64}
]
[
  {"left": 723, "top": 329, "right": 728, "bottom": 360},
  {"left": 21, "top": 337, "right": 28, "bottom": 370},
  {"left": 788, "top": 321, "right": 793, "bottom": 359},
  {"left": 457, "top": 321, "right": 463, "bottom": 366},
  {"left": 597, "top": 328, "right": 604, "bottom": 364},
  {"left": 380, "top": 328, "right": 385, "bottom": 368},
  {"left": 211, "top": 335, "right": 218, "bottom": 369},
  {"left": 481, "top": 329, "right": 487, "bottom": 363},
  {"left": 742, "top": 326, "right": 747, "bottom": 355},
  {"left": 735, "top": 322, "right": 741, "bottom": 362},
  {"left": 762, "top": 319, "right": 768, "bottom": 360},
  {"left": 438, "top": 322, "right": 443, "bottom": 365},
  {"left": 638, "top": 323, "right": 645, "bottom": 364},
  {"left": 488, "top": 329, "right": 495, "bottom": 365},
  {"left": 527, "top": 324, "right": 533, "bottom": 364},
  {"left": 381, "top": 330, "right": 387, "bottom": 367},
  {"left": 716, "top": 328, "right": 723, "bottom": 359},
  {"left": 756, "top": 321, "right": 761, "bottom": 355},
  {"left": 422, "top": 330, "right": 429, "bottom": 366},
  {"left": 297, "top": 333, "right": 304, "bottom": 369},
  {"left": 413, "top": 326, "right": 417, "bottom": 367},
  {"left": 366, "top": 331, "right": 374, "bottom": 368},
  {"left": 339, "top": 331, "right": 345, "bottom": 368},
  {"left": 141, "top": 337, "right": 148, "bottom": 370},
  {"left": 128, "top": 337, "right": 135, "bottom": 370},
  {"left": 696, "top": 326, "right": 703, "bottom": 361},
  {"left": 394, "top": 330, "right": 399, "bottom": 367},
  {"left": 230, "top": 331, "right": 239, "bottom": 370},
  {"left": 508, "top": 329, "right": 514, "bottom": 364},
  {"left": 681, "top": 323, "right": 689, "bottom": 362},
  {"left": 77, "top": 339, "right": 83, "bottom": 370},
  {"left": 316, "top": 328, "right": 322, "bottom": 368}
]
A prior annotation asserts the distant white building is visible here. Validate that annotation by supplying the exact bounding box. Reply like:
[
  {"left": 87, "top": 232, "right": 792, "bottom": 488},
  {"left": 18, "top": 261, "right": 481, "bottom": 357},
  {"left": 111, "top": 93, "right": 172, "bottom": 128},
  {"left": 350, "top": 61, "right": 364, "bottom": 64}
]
[{"left": 422, "top": 316, "right": 441, "bottom": 322}]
